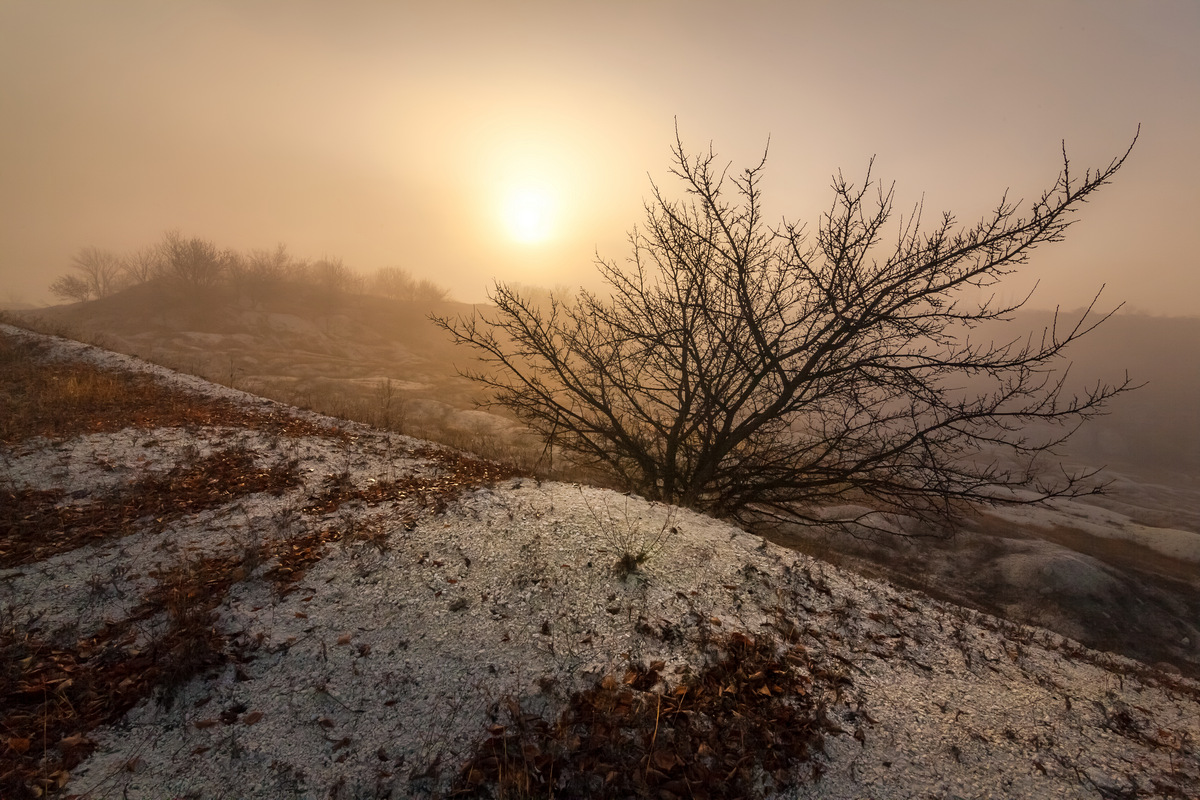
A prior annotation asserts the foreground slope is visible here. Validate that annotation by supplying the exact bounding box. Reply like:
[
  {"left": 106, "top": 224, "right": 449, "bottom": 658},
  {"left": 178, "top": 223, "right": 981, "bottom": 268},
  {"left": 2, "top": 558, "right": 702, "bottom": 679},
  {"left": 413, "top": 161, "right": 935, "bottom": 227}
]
[{"left": 1, "top": 325, "right": 1197, "bottom": 799}]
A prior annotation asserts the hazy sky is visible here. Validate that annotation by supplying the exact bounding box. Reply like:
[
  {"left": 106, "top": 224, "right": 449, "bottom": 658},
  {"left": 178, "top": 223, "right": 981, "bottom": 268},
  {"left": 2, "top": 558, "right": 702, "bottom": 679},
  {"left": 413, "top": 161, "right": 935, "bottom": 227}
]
[{"left": 2, "top": 0, "right": 1197, "bottom": 314}]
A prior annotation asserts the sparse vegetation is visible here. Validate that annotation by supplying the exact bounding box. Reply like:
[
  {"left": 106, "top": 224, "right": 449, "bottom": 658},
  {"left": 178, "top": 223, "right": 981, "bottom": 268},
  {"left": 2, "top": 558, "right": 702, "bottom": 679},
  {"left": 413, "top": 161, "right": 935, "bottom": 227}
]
[
  {"left": 0, "top": 331, "right": 522, "bottom": 798},
  {"left": 371, "top": 265, "right": 450, "bottom": 303},
  {"left": 0, "top": 446, "right": 300, "bottom": 567},
  {"left": 0, "top": 549, "right": 245, "bottom": 798},
  {"left": 453, "top": 631, "right": 830, "bottom": 799},
  {"left": 0, "top": 333, "right": 340, "bottom": 446},
  {"left": 581, "top": 490, "right": 677, "bottom": 578},
  {"left": 44, "top": 230, "right": 449, "bottom": 311},
  {"left": 48, "top": 247, "right": 124, "bottom": 303}
]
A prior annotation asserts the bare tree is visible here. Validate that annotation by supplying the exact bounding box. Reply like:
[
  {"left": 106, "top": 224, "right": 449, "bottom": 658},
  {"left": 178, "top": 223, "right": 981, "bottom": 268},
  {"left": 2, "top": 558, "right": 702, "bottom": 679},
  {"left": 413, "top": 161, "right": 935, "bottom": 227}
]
[
  {"left": 158, "top": 230, "right": 226, "bottom": 289},
  {"left": 48, "top": 246, "right": 125, "bottom": 302},
  {"left": 370, "top": 266, "right": 450, "bottom": 303},
  {"left": 121, "top": 245, "right": 162, "bottom": 285},
  {"left": 413, "top": 278, "right": 449, "bottom": 303},
  {"left": 370, "top": 265, "right": 418, "bottom": 300},
  {"left": 435, "top": 131, "right": 1140, "bottom": 531},
  {"left": 232, "top": 243, "right": 301, "bottom": 307},
  {"left": 310, "top": 257, "right": 364, "bottom": 296},
  {"left": 49, "top": 273, "right": 93, "bottom": 303}
]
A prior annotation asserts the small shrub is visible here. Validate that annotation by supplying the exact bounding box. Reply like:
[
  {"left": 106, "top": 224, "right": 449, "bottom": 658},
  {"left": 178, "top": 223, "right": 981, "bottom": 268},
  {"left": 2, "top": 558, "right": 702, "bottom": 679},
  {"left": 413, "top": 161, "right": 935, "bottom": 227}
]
[{"left": 581, "top": 490, "right": 676, "bottom": 578}]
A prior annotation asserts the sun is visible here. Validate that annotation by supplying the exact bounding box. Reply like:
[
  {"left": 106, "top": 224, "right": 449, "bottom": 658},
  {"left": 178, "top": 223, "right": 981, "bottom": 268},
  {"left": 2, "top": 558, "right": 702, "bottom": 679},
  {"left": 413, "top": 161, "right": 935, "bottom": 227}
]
[{"left": 501, "top": 185, "right": 556, "bottom": 244}]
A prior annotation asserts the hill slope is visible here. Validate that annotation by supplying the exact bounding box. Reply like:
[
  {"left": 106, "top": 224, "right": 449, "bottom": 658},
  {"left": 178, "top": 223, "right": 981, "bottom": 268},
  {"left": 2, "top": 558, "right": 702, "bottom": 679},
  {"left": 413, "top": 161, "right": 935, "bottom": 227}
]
[
  {"left": 2, "top": 326, "right": 1198, "bottom": 799},
  {"left": 8, "top": 281, "right": 517, "bottom": 460}
]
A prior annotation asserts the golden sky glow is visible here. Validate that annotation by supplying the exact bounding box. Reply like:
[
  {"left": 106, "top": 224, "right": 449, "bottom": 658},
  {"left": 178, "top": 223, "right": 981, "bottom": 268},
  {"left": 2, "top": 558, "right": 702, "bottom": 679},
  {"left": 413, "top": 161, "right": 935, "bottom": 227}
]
[
  {"left": 1, "top": 1, "right": 1198, "bottom": 314},
  {"left": 502, "top": 185, "right": 557, "bottom": 244}
]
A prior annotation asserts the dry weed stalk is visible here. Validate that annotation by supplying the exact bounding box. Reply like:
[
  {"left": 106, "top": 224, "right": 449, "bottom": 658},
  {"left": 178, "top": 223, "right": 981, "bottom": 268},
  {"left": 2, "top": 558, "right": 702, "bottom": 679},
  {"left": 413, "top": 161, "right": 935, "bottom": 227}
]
[{"left": 580, "top": 489, "right": 677, "bottom": 578}]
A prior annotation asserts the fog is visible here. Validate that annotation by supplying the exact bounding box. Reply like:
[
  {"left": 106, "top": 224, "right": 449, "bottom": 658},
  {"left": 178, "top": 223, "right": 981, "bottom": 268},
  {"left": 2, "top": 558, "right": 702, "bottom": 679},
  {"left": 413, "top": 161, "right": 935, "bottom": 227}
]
[{"left": 1, "top": 0, "right": 1198, "bottom": 315}]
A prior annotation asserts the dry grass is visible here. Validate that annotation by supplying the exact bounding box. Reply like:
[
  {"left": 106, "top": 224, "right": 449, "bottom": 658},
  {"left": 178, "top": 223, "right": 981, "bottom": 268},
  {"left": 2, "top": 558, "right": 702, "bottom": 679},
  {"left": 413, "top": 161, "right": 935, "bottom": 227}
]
[
  {"left": 452, "top": 631, "right": 831, "bottom": 799},
  {"left": 0, "top": 332, "right": 348, "bottom": 447},
  {"left": 0, "top": 334, "right": 179, "bottom": 444},
  {"left": 0, "top": 551, "right": 244, "bottom": 798},
  {"left": 1, "top": 447, "right": 300, "bottom": 568},
  {"left": 0, "top": 328, "right": 525, "bottom": 799}
]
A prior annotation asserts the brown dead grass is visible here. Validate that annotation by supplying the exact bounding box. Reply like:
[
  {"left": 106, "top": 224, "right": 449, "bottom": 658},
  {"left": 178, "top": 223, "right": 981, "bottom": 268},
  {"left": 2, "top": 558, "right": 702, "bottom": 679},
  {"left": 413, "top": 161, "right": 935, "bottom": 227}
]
[
  {"left": 0, "top": 331, "right": 348, "bottom": 446},
  {"left": 305, "top": 444, "right": 518, "bottom": 516},
  {"left": 0, "top": 327, "right": 528, "bottom": 798},
  {"left": 452, "top": 631, "right": 832, "bottom": 800},
  {"left": 0, "top": 551, "right": 243, "bottom": 799},
  {"left": 0, "top": 447, "right": 300, "bottom": 568}
]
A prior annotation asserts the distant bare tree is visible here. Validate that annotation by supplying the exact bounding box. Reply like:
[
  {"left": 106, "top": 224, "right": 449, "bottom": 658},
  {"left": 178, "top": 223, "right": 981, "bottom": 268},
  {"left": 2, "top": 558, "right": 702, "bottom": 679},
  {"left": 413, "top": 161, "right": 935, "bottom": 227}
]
[
  {"left": 49, "top": 273, "right": 93, "bottom": 303},
  {"left": 121, "top": 246, "right": 162, "bottom": 285},
  {"left": 248, "top": 243, "right": 298, "bottom": 281},
  {"left": 436, "top": 131, "right": 1140, "bottom": 532},
  {"left": 158, "top": 230, "right": 226, "bottom": 289},
  {"left": 370, "top": 266, "right": 417, "bottom": 300},
  {"left": 48, "top": 246, "right": 124, "bottom": 302},
  {"left": 310, "top": 257, "right": 364, "bottom": 296},
  {"left": 370, "top": 266, "right": 449, "bottom": 303},
  {"left": 413, "top": 278, "right": 449, "bottom": 303},
  {"left": 231, "top": 243, "right": 302, "bottom": 307}
]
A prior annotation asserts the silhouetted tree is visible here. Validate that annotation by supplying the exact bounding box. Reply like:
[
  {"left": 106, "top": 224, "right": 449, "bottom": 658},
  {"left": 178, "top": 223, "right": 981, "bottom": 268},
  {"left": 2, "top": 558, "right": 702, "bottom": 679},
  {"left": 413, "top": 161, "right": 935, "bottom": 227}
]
[
  {"left": 48, "top": 246, "right": 125, "bottom": 302},
  {"left": 49, "top": 273, "right": 92, "bottom": 303},
  {"left": 227, "top": 243, "right": 296, "bottom": 307},
  {"left": 436, "top": 131, "right": 1139, "bottom": 531},
  {"left": 158, "top": 230, "right": 226, "bottom": 289},
  {"left": 310, "top": 257, "right": 364, "bottom": 296},
  {"left": 371, "top": 266, "right": 450, "bottom": 303},
  {"left": 371, "top": 266, "right": 417, "bottom": 299},
  {"left": 121, "top": 245, "right": 162, "bottom": 285}
]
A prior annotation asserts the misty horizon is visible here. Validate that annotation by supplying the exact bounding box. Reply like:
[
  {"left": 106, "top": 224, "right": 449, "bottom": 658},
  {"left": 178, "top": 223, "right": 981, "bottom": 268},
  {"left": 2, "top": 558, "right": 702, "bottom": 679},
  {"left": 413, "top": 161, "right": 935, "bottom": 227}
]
[{"left": 2, "top": 1, "right": 1199, "bottom": 316}]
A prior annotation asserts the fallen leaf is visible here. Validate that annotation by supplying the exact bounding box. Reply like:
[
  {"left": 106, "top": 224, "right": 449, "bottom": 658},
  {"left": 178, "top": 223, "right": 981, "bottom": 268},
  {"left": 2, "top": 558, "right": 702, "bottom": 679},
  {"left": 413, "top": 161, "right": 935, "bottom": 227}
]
[
  {"left": 243, "top": 711, "right": 263, "bottom": 725},
  {"left": 336, "top": 634, "right": 352, "bottom": 646},
  {"left": 8, "top": 737, "right": 31, "bottom": 753}
]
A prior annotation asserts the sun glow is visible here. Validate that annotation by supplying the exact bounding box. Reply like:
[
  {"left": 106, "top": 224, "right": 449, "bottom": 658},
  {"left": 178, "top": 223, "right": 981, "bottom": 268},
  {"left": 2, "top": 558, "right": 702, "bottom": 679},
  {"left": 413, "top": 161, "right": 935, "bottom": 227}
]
[{"left": 502, "top": 184, "right": 556, "bottom": 243}]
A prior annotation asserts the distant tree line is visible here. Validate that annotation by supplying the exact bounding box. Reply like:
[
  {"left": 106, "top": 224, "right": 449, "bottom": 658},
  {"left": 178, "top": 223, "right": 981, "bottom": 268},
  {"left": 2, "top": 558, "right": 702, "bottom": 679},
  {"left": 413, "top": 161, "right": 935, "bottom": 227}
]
[{"left": 49, "top": 230, "right": 449, "bottom": 305}]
